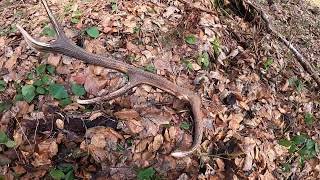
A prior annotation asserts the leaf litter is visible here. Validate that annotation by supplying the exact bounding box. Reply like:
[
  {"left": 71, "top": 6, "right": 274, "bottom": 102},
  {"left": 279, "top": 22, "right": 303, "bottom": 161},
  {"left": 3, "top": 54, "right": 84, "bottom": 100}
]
[{"left": 0, "top": 0, "right": 320, "bottom": 179}]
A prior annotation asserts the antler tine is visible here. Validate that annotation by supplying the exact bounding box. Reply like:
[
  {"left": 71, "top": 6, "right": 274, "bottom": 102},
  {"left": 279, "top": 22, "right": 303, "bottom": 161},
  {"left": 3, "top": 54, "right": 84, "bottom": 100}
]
[
  {"left": 16, "top": 0, "right": 66, "bottom": 52},
  {"left": 41, "top": 0, "right": 66, "bottom": 38},
  {"left": 16, "top": 25, "right": 53, "bottom": 51},
  {"left": 77, "top": 82, "right": 138, "bottom": 104}
]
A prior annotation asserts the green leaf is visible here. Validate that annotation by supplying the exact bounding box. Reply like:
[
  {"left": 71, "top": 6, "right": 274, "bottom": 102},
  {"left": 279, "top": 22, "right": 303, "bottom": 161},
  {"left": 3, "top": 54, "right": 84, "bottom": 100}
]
[
  {"left": 5, "top": 140, "right": 16, "bottom": 148},
  {"left": 71, "top": 83, "right": 86, "bottom": 96},
  {"left": 0, "top": 101, "right": 11, "bottom": 113},
  {"left": 49, "top": 169, "right": 65, "bottom": 180},
  {"left": 289, "top": 77, "right": 304, "bottom": 92},
  {"left": 305, "top": 139, "right": 316, "bottom": 150},
  {"left": 111, "top": 1, "right": 118, "bottom": 12},
  {"left": 46, "top": 65, "right": 55, "bottom": 74},
  {"left": 144, "top": 64, "right": 156, "bottom": 73},
  {"left": 304, "top": 113, "right": 314, "bottom": 126},
  {"left": 0, "top": 80, "right": 6, "bottom": 92},
  {"left": 49, "top": 84, "right": 69, "bottom": 100},
  {"left": 137, "top": 167, "right": 156, "bottom": 180},
  {"left": 278, "top": 139, "right": 292, "bottom": 147},
  {"left": 298, "top": 156, "right": 305, "bottom": 167},
  {"left": 42, "top": 26, "right": 56, "bottom": 37},
  {"left": 71, "top": 18, "right": 80, "bottom": 24},
  {"left": 185, "top": 34, "right": 197, "bottom": 45},
  {"left": 263, "top": 57, "right": 273, "bottom": 70},
  {"left": 59, "top": 98, "right": 72, "bottom": 107},
  {"left": 72, "top": 9, "right": 82, "bottom": 18},
  {"left": 210, "top": 38, "right": 221, "bottom": 56},
  {"left": 0, "top": 131, "right": 8, "bottom": 144},
  {"left": 281, "top": 163, "right": 291, "bottom": 172},
  {"left": 36, "top": 87, "right": 46, "bottom": 95},
  {"left": 36, "top": 64, "right": 46, "bottom": 76},
  {"left": 33, "top": 79, "right": 43, "bottom": 87},
  {"left": 22, "top": 85, "right": 36, "bottom": 103},
  {"left": 58, "top": 164, "right": 74, "bottom": 173},
  {"left": 180, "top": 122, "right": 191, "bottom": 130},
  {"left": 184, "top": 60, "right": 193, "bottom": 71},
  {"left": 27, "top": 72, "right": 34, "bottom": 80},
  {"left": 86, "top": 26, "right": 100, "bottom": 38},
  {"left": 65, "top": 170, "right": 74, "bottom": 180},
  {"left": 15, "top": 94, "right": 24, "bottom": 102},
  {"left": 41, "top": 74, "right": 52, "bottom": 85},
  {"left": 288, "top": 143, "right": 297, "bottom": 153},
  {"left": 197, "top": 52, "right": 210, "bottom": 67},
  {"left": 292, "top": 134, "right": 307, "bottom": 145}
]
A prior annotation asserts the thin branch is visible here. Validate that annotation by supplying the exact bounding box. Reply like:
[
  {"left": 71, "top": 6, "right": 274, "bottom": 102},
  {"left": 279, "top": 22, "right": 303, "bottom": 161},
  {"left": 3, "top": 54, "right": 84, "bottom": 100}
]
[{"left": 245, "top": 0, "right": 320, "bottom": 88}]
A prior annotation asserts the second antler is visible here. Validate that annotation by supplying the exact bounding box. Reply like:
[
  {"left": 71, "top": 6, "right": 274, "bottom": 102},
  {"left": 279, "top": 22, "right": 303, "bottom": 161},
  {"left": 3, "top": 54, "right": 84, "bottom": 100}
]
[{"left": 17, "top": 0, "right": 203, "bottom": 158}]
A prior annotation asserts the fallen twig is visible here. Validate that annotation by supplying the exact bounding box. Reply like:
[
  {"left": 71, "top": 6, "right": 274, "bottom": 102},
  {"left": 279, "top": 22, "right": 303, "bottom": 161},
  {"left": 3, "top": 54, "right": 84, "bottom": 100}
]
[{"left": 245, "top": 0, "right": 320, "bottom": 88}]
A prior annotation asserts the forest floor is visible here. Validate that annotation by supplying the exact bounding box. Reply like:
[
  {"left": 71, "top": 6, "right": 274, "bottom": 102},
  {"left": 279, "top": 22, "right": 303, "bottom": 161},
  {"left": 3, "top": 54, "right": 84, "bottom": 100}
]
[{"left": 0, "top": 0, "right": 319, "bottom": 179}]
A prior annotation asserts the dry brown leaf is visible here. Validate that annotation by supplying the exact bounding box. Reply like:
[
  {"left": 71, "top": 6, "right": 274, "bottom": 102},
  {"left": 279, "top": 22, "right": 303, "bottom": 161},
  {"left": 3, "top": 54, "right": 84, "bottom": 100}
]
[
  {"left": 152, "top": 134, "right": 164, "bottom": 152},
  {"left": 134, "top": 139, "right": 151, "bottom": 153},
  {"left": 37, "top": 139, "right": 58, "bottom": 158},
  {"left": 241, "top": 137, "right": 256, "bottom": 171},
  {"left": 91, "top": 134, "right": 107, "bottom": 148},
  {"left": 126, "top": 119, "right": 144, "bottom": 134},
  {"left": 228, "top": 113, "right": 244, "bottom": 130},
  {"left": 4, "top": 55, "right": 17, "bottom": 70},
  {"left": 47, "top": 54, "right": 61, "bottom": 67},
  {"left": 114, "top": 109, "right": 140, "bottom": 120},
  {"left": 84, "top": 75, "right": 108, "bottom": 95}
]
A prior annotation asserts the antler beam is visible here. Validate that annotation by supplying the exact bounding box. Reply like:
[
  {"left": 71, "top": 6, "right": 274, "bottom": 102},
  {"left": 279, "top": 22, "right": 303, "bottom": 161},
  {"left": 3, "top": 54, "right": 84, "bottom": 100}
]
[{"left": 17, "top": 0, "right": 203, "bottom": 158}]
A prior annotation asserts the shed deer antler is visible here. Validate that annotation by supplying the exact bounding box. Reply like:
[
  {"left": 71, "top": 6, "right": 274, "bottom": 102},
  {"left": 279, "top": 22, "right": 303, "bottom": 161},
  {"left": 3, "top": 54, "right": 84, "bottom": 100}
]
[{"left": 17, "top": 0, "right": 203, "bottom": 158}]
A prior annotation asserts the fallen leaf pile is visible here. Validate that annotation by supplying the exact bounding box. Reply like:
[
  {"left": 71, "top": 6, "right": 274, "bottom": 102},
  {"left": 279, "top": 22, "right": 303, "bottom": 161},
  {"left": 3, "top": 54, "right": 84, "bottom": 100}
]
[{"left": 0, "top": 0, "right": 319, "bottom": 179}]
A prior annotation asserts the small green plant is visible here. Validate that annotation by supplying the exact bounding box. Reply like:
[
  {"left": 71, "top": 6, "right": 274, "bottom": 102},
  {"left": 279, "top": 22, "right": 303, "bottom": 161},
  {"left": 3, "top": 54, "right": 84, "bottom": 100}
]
[
  {"left": 278, "top": 134, "right": 319, "bottom": 167},
  {"left": 263, "top": 57, "right": 273, "bottom": 70},
  {"left": 71, "top": 9, "right": 82, "bottom": 24},
  {"left": 0, "top": 101, "right": 11, "bottom": 113},
  {"left": 0, "top": 131, "right": 16, "bottom": 148},
  {"left": 21, "top": 85, "right": 36, "bottom": 103},
  {"left": 137, "top": 167, "right": 156, "bottom": 180},
  {"left": 185, "top": 34, "right": 197, "bottom": 45},
  {"left": 304, "top": 112, "right": 314, "bottom": 126},
  {"left": 71, "top": 83, "right": 86, "bottom": 96},
  {"left": 0, "top": 25, "right": 17, "bottom": 36},
  {"left": 180, "top": 122, "right": 191, "bottom": 130},
  {"left": 41, "top": 25, "right": 56, "bottom": 37},
  {"left": 210, "top": 37, "right": 221, "bottom": 56},
  {"left": 183, "top": 60, "right": 193, "bottom": 71},
  {"left": 197, "top": 52, "right": 210, "bottom": 68},
  {"left": 133, "top": 26, "right": 141, "bottom": 34},
  {"left": 49, "top": 164, "right": 74, "bottom": 180},
  {"left": 289, "top": 77, "right": 304, "bottom": 92},
  {"left": 0, "top": 80, "right": 6, "bottom": 92},
  {"left": 144, "top": 64, "right": 156, "bottom": 73},
  {"left": 111, "top": 0, "right": 118, "bottom": 12},
  {"left": 18, "top": 64, "right": 76, "bottom": 107},
  {"left": 86, "top": 26, "right": 100, "bottom": 38}
]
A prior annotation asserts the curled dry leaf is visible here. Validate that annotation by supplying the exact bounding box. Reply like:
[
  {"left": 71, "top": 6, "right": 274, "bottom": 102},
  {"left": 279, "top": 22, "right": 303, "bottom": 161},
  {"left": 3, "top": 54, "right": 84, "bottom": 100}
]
[
  {"left": 84, "top": 75, "right": 108, "bottom": 95},
  {"left": 32, "top": 139, "right": 58, "bottom": 167},
  {"left": 241, "top": 137, "right": 256, "bottom": 171},
  {"left": 47, "top": 54, "right": 61, "bottom": 67},
  {"left": 134, "top": 138, "right": 151, "bottom": 153},
  {"left": 114, "top": 109, "right": 140, "bottom": 121},
  {"left": 228, "top": 113, "right": 244, "bottom": 130},
  {"left": 152, "top": 134, "right": 164, "bottom": 152}
]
